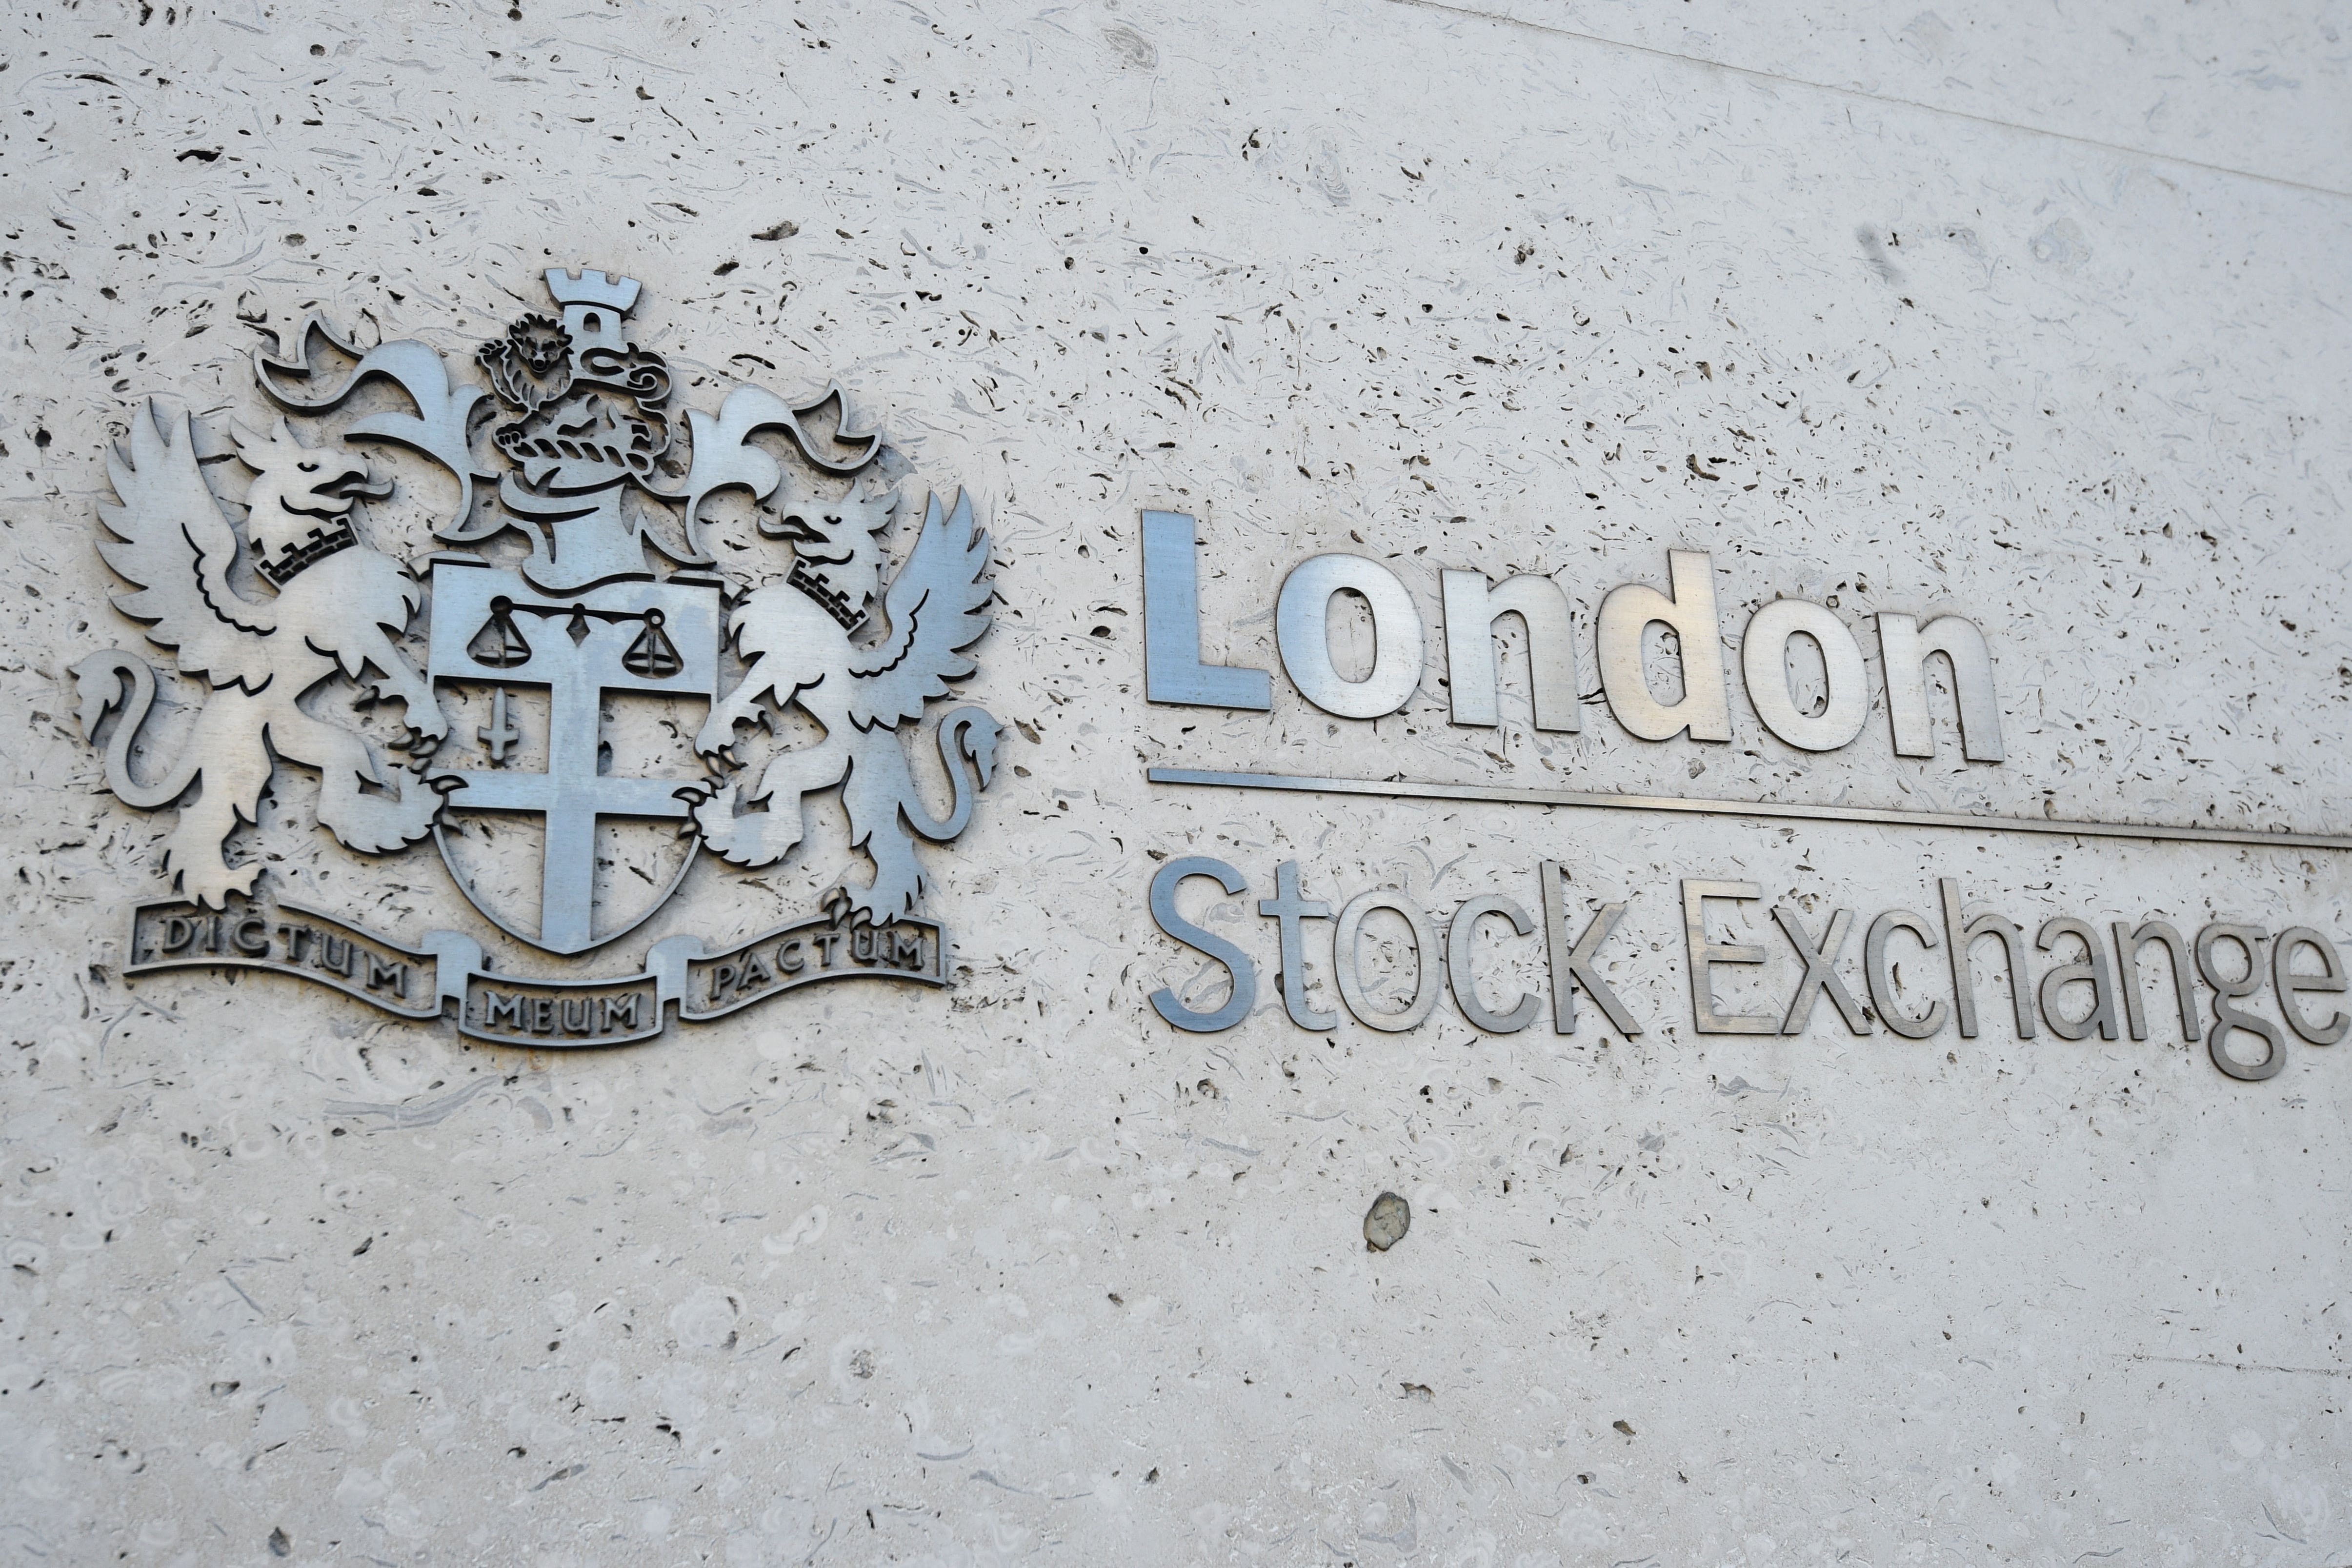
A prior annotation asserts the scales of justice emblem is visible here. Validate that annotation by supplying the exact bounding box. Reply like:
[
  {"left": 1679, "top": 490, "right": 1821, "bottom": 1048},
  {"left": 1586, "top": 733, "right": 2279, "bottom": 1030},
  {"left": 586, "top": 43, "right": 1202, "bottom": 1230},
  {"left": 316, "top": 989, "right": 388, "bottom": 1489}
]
[{"left": 70, "top": 267, "right": 1004, "bottom": 1046}]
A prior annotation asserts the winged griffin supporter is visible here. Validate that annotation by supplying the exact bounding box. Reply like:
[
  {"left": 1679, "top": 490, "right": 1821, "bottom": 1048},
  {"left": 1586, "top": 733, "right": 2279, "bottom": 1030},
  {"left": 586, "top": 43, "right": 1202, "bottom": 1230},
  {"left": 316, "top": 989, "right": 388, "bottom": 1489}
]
[
  {"left": 690, "top": 485, "right": 1003, "bottom": 923},
  {"left": 73, "top": 404, "right": 448, "bottom": 905}
]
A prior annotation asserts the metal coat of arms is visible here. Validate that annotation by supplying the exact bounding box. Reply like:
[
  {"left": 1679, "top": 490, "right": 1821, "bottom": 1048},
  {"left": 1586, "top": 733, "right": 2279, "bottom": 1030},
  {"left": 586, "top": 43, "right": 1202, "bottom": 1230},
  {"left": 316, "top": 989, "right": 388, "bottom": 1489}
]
[{"left": 71, "top": 267, "right": 1001, "bottom": 1045}]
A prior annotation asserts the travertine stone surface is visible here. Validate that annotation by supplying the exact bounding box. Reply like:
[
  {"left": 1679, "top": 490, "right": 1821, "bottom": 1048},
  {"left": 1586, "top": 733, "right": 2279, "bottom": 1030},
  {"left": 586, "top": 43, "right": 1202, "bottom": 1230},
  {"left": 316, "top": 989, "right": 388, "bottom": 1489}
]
[{"left": 2, "top": 1, "right": 2348, "bottom": 1562}]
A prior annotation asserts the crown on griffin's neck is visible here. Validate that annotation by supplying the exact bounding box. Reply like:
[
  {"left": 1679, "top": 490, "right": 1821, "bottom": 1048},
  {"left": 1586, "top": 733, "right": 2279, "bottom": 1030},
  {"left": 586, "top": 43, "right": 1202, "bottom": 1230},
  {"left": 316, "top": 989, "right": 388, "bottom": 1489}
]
[
  {"left": 785, "top": 488, "right": 896, "bottom": 631},
  {"left": 257, "top": 521, "right": 357, "bottom": 586}
]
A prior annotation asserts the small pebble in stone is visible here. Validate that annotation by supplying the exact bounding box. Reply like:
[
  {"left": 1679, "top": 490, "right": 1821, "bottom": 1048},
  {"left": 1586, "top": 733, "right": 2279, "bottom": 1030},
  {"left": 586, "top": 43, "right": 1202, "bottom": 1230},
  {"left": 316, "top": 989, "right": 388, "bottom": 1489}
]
[{"left": 1364, "top": 1191, "right": 1410, "bottom": 1251}]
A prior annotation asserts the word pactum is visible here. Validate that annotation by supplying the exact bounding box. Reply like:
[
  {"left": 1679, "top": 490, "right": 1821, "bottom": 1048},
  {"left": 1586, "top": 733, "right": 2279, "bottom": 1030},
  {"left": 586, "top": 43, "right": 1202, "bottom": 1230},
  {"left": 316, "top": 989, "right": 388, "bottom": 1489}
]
[
  {"left": 1140, "top": 511, "right": 2003, "bottom": 759},
  {"left": 1147, "top": 860, "right": 2348, "bottom": 1084}
]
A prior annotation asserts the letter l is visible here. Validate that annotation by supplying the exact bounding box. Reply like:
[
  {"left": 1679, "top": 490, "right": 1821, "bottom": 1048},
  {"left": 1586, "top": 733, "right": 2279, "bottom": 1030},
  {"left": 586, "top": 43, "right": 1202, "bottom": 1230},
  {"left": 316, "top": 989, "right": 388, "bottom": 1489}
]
[{"left": 1141, "top": 510, "right": 1271, "bottom": 709}]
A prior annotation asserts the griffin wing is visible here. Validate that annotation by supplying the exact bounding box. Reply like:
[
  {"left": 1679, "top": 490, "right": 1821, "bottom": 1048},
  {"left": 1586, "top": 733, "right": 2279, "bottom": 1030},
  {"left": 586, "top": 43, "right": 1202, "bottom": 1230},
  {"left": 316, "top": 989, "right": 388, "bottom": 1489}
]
[
  {"left": 95, "top": 401, "right": 278, "bottom": 691},
  {"left": 843, "top": 490, "right": 992, "bottom": 732}
]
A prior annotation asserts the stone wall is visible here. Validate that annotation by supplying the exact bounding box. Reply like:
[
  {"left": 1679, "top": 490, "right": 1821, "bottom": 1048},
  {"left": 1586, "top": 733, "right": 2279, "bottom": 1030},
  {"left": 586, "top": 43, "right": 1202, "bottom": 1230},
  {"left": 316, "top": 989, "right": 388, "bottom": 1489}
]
[{"left": 2, "top": 0, "right": 2347, "bottom": 1560}]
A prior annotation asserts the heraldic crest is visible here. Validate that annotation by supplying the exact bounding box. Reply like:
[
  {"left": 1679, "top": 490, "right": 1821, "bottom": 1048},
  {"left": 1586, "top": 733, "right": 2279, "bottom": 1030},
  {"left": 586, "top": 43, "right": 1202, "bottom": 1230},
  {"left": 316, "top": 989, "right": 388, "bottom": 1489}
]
[{"left": 71, "top": 267, "right": 1003, "bottom": 1046}]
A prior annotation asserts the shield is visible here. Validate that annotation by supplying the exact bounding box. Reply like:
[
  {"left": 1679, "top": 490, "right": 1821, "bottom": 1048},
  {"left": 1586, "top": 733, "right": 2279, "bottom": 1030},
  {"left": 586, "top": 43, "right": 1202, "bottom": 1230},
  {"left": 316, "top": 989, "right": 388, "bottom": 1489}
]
[{"left": 426, "top": 559, "right": 720, "bottom": 953}]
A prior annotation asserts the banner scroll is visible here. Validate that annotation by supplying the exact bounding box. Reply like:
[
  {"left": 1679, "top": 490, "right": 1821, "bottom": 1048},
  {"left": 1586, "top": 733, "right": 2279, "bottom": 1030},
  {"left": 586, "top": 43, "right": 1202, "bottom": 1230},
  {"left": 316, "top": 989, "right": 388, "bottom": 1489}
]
[{"left": 123, "top": 891, "right": 948, "bottom": 1046}]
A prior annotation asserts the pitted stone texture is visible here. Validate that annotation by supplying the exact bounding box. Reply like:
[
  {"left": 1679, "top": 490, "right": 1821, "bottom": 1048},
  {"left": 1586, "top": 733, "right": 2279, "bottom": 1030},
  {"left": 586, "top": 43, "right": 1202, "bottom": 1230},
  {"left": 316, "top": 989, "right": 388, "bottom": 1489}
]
[{"left": 1, "top": 1, "right": 2349, "bottom": 1564}]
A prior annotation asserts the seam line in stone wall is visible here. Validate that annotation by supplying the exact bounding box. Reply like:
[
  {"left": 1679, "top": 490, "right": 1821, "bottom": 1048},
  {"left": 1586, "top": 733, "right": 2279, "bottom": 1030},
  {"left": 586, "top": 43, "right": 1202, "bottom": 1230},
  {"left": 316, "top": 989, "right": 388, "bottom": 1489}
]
[
  {"left": 1148, "top": 766, "right": 2352, "bottom": 853},
  {"left": 1388, "top": 0, "right": 2352, "bottom": 202}
]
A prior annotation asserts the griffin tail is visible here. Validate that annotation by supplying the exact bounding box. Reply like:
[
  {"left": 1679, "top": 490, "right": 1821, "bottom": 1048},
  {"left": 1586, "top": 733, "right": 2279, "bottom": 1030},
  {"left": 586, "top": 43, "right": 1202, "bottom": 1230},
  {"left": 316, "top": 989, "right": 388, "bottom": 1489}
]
[
  {"left": 73, "top": 650, "right": 201, "bottom": 809},
  {"left": 834, "top": 706, "right": 1002, "bottom": 922},
  {"left": 905, "top": 705, "right": 1002, "bottom": 843}
]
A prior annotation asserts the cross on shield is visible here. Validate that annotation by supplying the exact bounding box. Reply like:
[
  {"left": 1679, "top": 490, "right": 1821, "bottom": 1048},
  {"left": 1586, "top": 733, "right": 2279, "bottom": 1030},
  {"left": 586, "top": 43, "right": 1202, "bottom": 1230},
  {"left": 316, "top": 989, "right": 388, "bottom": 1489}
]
[{"left": 426, "top": 560, "right": 720, "bottom": 953}]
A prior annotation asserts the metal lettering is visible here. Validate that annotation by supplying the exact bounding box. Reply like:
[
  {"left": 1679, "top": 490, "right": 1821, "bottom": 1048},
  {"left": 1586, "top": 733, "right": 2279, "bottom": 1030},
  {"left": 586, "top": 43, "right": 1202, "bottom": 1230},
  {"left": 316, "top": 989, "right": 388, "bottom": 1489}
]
[
  {"left": 1863, "top": 909, "right": 1946, "bottom": 1039},
  {"left": 1680, "top": 879, "right": 1776, "bottom": 1034},
  {"left": 231, "top": 916, "right": 271, "bottom": 957},
  {"left": 1445, "top": 894, "right": 1540, "bottom": 1034},
  {"left": 2035, "top": 918, "right": 2121, "bottom": 1042},
  {"left": 1536, "top": 867, "right": 1643, "bottom": 1037},
  {"left": 1597, "top": 550, "right": 1730, "bottom": 743},
  {"left": 1332, "top": 889, "right": 1440, "bottom": 1033},
  {"left": 1773, "top": 905, "right": 1871, "bottom": 1035},
  {"left": 736, "top": 951, "right": 773, "bottom": 992},
  {"left": 775, "top": 938, "right": 805, "bottom": 974},
  {"left": 365, "top": 955, "right": 409, "bottom": 997},
  {"left": 559, "top": 996, "right": 591, "bottom": 1034},
  {"left": 1257, "top": 860, "right": 1336, "bottom": 1031},
  {"left": 484, "top": 991, "right": 524, "bottom": 1030},
  {"left": 1440, "top": 570, "right": 1578, "bottom": 732},
  {"left": 2113, "top": 921, "right": 2199, "bottom": 1043},
  {"left": 319, "top": 935, "right": 356, "bottom": 978},
  {"left": 813, "top": 930, "right": 845, "bottom": 968},
  {"left": 1741, "top": 600, "right": 1868, "bottom": 753},
  {"left": 531, "top": 996, "right": 555, "bottom": 1034},
  {"left": 1275, "top": 553, "right": 1424, "bottom": 719},
  {"left": 1140, "top": 510, "right": 1270, "bottom": 710},
  {"left": 601, "top": 993, "right": 641, "bottom": 1032},
  {"left": 707, "top": 962, "right": 739, "bottom": 1001},
  {"left": 2195, "top": 924, "right": 2283, "bottom": 1081},
  {"left": 2271, "top": 926, "right": 2348, "bottom": 1046},
  {"left": 892, "top": 929, "right": 925, "bottom": 970},
  {"left": 1146, "top": 857, "right": 1256, "bottom": 1033},
  {"left": 1878, "top": 613, "right": 2004, "bottom": 763},
  {"left": 158, "top": 915, "right": 195, "bottom": 953},
  {"left": 1939, "top": 879, "right": 2036, "bottom": 1039}
]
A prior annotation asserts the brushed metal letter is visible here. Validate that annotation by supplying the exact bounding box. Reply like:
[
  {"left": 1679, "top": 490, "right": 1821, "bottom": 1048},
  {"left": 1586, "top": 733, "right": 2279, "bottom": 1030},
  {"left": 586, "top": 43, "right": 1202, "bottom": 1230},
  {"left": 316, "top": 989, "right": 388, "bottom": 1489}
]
[
  {"left": 2195, "top": 923, "right": 2283, "bottom": 1080},
  {"left": 1939, "top": 879, "right": 2037, "bottom": 1039},
  {"left": 1680, "top": 879, "right": 1776, "bottom": 1034},
  {"left": 1147, "top": 857, "right": 1257, "bottom": 1033},
  {"left": 1140, "top": 510, "right": 1270, "bottom": 710},
  {"left": 1537, "top": 864, "right": 1642, "bottom": 1036},
  {"left": 2112, "top": 921, "right": 2198, "bottom": 1043},
  {"left": 2272, "top": 926, "right": 2349, "bottom": 1046},
  {"left": 1597, "top": 550, "right": 1729, "bottom": 743},
  {"left": 364, "top": 954, "right": 409, "bottom": 997},
  {"left": 1773, "top": 905, "right": 1871, "bottom": 1035},
  {"left": 1864, "top": 909, "right": 1946, "bottom": 1039},
  {"left": 1257, "top": 860, "right": 1335, "bottom": 1031},
  {"left": 2035, "top": 918, "right": 2121, "bottom": 1042},
  {"left": 1332, "top": 889, "right": 1441, "bottom": 1032},
  {"left": 1878, "top": 613, "right": 2004, "bottom": 762},
  {"left": 1742, "top": 599, "right": 1868, "bottom": 752},
  {"left": 1441, "top": 570, "right": 1579, "bottom": 731},
  {"left": 1276, "top": 554, "right": 1424, "bottom": 719},
  {"left": 1445, "top": 894, "right": 1541, "bottom": 1034}
]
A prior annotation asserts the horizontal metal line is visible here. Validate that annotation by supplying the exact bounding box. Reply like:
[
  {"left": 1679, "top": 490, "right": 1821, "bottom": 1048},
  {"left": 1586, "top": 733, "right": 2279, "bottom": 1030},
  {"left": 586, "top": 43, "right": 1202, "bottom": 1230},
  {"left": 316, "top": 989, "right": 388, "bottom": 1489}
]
[{"left": 1146, "top": 767, "right": 2352, "bottom": 853}]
